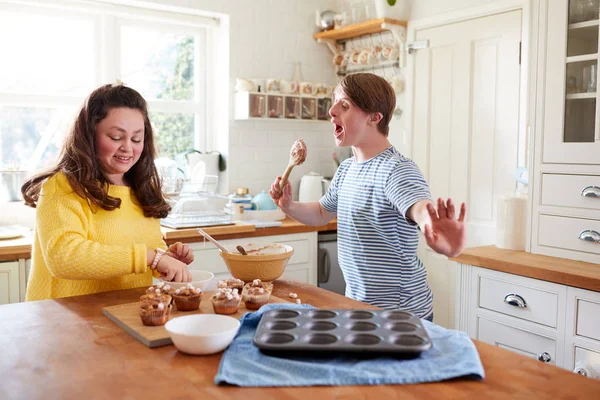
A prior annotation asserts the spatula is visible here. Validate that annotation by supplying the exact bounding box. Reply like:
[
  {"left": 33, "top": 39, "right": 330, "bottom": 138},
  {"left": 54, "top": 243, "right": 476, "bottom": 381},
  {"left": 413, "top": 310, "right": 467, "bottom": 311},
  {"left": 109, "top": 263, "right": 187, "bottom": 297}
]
[{"left": 196, "top": 228, "right": 231, "bottom": 253}]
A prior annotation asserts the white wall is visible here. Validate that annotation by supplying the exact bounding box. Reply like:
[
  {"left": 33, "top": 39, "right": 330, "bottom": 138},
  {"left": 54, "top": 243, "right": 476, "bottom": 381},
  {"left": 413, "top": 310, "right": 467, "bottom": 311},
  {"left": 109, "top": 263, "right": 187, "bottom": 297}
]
[{"left": 409, "top": 0, "right": 502, "bottom": 20}]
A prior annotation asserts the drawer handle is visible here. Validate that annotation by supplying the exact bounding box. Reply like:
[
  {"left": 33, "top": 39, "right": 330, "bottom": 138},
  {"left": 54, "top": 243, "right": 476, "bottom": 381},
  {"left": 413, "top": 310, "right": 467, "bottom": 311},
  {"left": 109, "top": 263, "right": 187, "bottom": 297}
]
[
  {"left": 574, "top": 361, "right": 598, "bottom": 379},
  {"left": 578, "top": 230, "right": 600, "bottom": 243},
  {"left": 537, "top": 352, "right": 552, "bottom": 363},
  {"left": 581, "top": 185, "right": 600, "bottom": 197},
  {"left": 503, "top": 293, "right": 527, "bottom": 308}
]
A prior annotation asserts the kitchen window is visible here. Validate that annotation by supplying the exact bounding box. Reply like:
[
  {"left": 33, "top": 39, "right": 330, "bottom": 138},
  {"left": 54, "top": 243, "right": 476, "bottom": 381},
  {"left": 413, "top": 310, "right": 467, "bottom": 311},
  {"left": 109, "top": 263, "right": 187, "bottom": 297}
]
[{"left": 0, "top": 0, "right": 218, "bottom": 172}]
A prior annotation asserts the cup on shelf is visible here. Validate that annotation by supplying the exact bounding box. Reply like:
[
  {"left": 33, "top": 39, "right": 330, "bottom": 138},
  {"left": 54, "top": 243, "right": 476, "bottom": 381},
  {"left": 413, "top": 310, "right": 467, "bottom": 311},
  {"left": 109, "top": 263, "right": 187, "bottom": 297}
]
[
  {"left": 358, "top": 49, "right": 370, "bottom": 65},
  {"left": 280, "top": 80, "right": 298, "bottom": 94},
  {"left": 235, "top": 78, "right": 255, "bottom": 93},
  {"left": 332, "top": 52, "right": 345, "bottom": 66},
  {"left": 334, "top": 13, "right": 345, "bottom": 29},
  {"left": 587, "top": 64, "right": 597, "bottom": 92},
  {"left": 266, "top": 79, "right": 281, "bottom": 93},
  {"left": 382, "top": 45, "right": 399, "bottom": 61},
  {"left": 300, "top": 82, "right": 317, "bottom": 96}
]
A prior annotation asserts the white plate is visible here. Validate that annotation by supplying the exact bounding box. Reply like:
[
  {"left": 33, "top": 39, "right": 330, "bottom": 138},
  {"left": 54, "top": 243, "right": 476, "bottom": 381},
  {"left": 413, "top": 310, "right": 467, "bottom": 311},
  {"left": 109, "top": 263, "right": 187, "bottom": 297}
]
[{"left": 0, "top": 225, "right": 29, "bottom": 240}]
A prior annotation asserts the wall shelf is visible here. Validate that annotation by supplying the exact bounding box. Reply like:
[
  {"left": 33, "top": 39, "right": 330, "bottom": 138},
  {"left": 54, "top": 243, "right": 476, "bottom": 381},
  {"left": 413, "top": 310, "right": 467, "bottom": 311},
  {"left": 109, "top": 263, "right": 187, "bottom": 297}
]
[
  {"left": 313, "top": 18, "right": 406, "bottom": 41},
  {"left": 234, "top": 92, "right": 331, "bottom": 121},
  {"left": 313, "top": 18, "right": 408, "bottom": 73}
]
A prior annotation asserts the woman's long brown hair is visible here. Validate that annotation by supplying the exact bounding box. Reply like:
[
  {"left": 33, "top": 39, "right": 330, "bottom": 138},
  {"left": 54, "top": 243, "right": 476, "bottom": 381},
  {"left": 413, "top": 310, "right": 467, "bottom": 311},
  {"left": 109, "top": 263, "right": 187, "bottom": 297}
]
[{"left": 21, "top": 83, "right": 171, "bottom": 219}]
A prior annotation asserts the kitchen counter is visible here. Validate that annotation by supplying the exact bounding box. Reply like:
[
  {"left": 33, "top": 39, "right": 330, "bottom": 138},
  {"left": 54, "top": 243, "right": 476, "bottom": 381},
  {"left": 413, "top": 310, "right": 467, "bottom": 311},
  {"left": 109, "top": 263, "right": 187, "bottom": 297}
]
[
  {"left": 0, "top": 217, "right": 337, "bottom": 261},
  {"left": 450, "top": 245, "right": 600, "bottom": 292},
  {"left": 2, "top": 280, "right": 598, "bottom": 399}
]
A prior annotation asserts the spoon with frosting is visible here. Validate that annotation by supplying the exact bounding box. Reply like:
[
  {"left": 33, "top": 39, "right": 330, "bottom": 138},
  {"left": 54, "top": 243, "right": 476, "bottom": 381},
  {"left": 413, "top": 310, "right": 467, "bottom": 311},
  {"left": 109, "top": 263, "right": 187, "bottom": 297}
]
[{"left": 279, "top": 139, "right": 307, "bottom": 191}]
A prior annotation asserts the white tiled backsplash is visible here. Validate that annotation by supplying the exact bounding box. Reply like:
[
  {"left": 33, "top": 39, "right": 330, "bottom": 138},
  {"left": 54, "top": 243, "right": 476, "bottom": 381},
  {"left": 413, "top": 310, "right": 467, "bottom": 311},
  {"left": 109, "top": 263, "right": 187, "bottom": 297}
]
[{"left": 228, "top": 120, "right": 337, "bottom": 198}]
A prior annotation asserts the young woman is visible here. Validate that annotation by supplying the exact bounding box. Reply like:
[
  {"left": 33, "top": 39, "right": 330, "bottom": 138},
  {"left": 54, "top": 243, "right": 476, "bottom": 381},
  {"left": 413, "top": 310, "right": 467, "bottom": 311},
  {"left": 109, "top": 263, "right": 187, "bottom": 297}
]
[
  {"left": 22, "top": 83, "right": 193, "bottom": 301},
  {"left": 270, "top": 73, "right": 466, "bottom": 320}
]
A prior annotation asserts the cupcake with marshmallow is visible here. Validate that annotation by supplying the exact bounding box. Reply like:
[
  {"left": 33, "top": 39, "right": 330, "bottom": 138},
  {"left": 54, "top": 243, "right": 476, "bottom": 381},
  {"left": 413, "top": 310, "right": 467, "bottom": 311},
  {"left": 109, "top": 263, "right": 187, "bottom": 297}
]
[
  {"left": 242, "top": 279, "right": 273, "bottom": 310},
  {"left": 210, "top": 287, "right": 241, "bottom": 315},
  {"left": 139, "top": 292, "right": 172, "bottom": 326},
  {"left": 172, "top": 283, "right": 203, "bottom": 311}
]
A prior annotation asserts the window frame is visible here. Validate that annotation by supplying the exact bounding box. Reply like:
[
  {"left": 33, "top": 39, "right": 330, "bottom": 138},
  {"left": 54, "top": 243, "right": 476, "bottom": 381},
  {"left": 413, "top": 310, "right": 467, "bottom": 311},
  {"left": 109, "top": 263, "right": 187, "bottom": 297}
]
[{"left": 0, "top": 0, "right": 218, "bottom": 169}]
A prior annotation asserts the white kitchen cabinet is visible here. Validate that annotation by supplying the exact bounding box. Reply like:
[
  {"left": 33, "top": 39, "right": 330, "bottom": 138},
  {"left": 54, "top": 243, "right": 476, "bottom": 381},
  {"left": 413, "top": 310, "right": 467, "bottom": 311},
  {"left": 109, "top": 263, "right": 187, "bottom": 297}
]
[
  {"left": 187, "top": 232, "right": 318, "bottom": 286},
  {"left": 530, "top": 0, "right": 600, "bottom": 264},
  {"left": 477, "top": 317, "right": 558, "bottom": 365},
  {"left": 456, "top": 263, "right": 600, "bottom": 380},
  {"left": 0, "top": 261, "right": 21, "bottom": 304},
  {"left": 456, "top": 264, "right": 566, "bottom": 366},
  {"left": 542, "top": 0, "right": 600, "bottom": 164},
  {"left": 565, "top": 287, "right": 600, "bottom": 380}
]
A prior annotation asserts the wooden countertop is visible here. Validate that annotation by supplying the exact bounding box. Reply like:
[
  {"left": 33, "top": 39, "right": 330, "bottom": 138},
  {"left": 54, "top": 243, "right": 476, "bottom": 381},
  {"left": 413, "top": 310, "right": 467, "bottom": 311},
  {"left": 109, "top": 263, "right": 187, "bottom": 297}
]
[
  {"left": 2, "top": 280, "right": 598, "bottom": 399},
  {"left": 451, "top": 245, "right": 600, "bottom": 292},
  {"left": 0, "top": 218, "right": 337, "bottom": 261}
]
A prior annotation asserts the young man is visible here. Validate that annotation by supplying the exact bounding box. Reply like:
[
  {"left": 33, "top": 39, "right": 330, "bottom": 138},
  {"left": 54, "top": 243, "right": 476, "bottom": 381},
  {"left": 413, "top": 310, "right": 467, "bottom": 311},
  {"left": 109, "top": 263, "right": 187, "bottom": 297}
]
[{"left": 270, "top": 73, "right": 466, "bottom": 320}]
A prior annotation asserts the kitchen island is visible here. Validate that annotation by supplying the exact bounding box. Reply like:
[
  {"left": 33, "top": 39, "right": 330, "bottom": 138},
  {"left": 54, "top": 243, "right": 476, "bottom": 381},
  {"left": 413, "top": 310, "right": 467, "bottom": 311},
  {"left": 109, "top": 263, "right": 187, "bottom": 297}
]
[{"left": 2, "top": 280, "right": 599, "bottom": 399}]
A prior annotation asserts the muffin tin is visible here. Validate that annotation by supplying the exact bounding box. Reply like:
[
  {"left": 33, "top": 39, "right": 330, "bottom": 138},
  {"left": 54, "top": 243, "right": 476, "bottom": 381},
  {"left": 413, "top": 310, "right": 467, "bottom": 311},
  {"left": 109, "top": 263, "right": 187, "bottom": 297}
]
[{"left": 253, "top": 308, "right": 432, "bottom": 355}]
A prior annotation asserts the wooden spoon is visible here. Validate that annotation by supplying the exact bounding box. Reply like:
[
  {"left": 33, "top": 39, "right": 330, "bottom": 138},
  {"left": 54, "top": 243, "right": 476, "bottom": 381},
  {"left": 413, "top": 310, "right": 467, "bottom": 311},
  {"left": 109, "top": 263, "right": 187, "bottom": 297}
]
[
  {"left": 279, "top": 139, "right": 307, "bottom": 191},
  {"left": 196, "top": 228, "right": 231, "bottom": 253},
  {"left": 236, "top": 245, "right": 248, "bottom": 255}
]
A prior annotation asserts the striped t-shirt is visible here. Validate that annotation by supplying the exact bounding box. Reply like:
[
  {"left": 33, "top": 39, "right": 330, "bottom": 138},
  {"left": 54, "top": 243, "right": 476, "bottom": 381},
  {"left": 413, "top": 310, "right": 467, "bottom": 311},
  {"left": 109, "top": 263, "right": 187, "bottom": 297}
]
[{"left": 320, "top": 146, "right": 433, "bottom": 318}]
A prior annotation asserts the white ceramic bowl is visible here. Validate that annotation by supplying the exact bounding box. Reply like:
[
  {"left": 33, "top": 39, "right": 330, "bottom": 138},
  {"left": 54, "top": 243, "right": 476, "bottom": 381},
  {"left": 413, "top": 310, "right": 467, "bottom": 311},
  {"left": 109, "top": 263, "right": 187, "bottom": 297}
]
[
  {"left": 160, "top": 270, "right": 214, "bottom": 290},
  {"left": 165, "top": 314, "right": 241, "bottom": 355}
]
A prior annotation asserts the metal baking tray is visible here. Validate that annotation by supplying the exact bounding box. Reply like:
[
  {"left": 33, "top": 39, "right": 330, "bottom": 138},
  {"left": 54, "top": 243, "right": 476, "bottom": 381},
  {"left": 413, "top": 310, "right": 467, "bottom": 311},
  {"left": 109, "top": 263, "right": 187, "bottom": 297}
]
[{"left": 253, "top": 308, "right": 432, "bottom": 355}]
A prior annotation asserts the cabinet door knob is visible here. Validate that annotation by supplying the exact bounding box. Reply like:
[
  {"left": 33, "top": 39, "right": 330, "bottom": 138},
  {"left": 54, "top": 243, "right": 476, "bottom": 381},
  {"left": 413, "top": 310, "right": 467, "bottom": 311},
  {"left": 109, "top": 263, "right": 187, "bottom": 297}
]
[
  {"left": 537, "top": 352, "right": 552, "bottom": 363},
  {"left": 581, "top": 185, "right": 600, "bottom": 197},
  {"left": 504, "top": 293, "right": 527, "bottom": 308},
  {"left": 578, "top": 230, "right": 600, "bottom": 243}
]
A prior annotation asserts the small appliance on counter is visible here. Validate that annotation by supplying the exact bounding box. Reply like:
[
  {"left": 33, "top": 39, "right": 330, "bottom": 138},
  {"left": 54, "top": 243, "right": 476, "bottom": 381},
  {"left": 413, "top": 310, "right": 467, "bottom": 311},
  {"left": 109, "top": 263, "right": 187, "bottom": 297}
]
[{"left": 299, "top": 172, "right": 330, "bottom": 202}]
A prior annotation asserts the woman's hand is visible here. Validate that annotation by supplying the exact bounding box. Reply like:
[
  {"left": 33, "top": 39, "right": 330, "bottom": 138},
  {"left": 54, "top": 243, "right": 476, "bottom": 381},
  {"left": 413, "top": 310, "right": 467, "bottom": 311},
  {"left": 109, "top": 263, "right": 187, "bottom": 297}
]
[
  {"left": 167, "top": 242, "right": 194, "bottom": 265},
  {"left": 269, "top": 176, "right": 292, "bottom": 211},
  {"left": 423, "top": 198, "right": 467, "bottom": 258},
  {"left": 155, "top": 254, "right": 192, "bottom": 282}
]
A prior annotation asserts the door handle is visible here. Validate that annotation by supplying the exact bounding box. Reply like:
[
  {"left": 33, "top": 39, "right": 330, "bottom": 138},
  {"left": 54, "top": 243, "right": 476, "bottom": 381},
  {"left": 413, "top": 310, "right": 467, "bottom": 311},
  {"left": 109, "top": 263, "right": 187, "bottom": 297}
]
[
  {"left": 581, "top": 185, "right": 600, "bottom": 197},
  {"left": 504, "top": 293, "right": 527, "bottom": 308},
  {"left": 317, "top": 248, "right": 331, "bottom": 284}
]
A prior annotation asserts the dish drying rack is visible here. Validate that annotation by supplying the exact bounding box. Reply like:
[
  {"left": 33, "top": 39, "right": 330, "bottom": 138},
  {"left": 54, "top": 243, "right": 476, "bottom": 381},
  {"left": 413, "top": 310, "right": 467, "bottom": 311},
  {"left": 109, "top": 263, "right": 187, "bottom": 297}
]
[{"left": 160, "top": 193, "right": 233, "bottom": 229}]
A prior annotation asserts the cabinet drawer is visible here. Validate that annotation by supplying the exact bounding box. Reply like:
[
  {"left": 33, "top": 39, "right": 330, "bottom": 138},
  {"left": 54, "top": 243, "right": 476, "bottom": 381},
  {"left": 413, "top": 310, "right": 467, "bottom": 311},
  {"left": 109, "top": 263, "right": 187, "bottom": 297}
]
[
  {"left": 574, "top": 347, "right": 600, "bottom": 380},
  {"left": 541, "top": 174, "right": 600, "bottom": 211},
  {"left": 478, "top": 317, "right": 557, "bottom": 365},
  {"left": 478, "top": 275, "right": 559, "bottom": 328},
  {"left": 576, "top": 297, "right": 600, "bottom": 342},
  {"left": 538, "top": 214, "right": 600, "bottom": 259},
  {"left": 277, "top": 238, "right": 309, "bottom": 266}
]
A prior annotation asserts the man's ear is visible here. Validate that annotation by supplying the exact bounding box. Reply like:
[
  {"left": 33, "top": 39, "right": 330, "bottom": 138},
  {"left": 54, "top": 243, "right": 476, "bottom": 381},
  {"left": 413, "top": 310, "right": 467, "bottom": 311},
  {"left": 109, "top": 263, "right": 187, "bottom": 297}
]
[{"left": 369, "top": 112, "right": 383, "bottom": 125}]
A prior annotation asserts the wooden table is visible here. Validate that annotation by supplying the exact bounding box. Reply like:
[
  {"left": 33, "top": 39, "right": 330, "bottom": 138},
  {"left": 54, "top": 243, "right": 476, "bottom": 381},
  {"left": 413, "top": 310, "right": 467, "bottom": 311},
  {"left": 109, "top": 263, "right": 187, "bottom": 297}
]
[{"left": 2, "top": 280, "right": 599, "bottom": 399}]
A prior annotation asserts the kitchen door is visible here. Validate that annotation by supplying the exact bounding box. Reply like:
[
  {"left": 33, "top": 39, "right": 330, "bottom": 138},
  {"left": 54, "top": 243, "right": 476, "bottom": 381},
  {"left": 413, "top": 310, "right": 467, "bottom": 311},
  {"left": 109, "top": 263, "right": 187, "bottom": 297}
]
[{"left": 411, "top": 10, "right": 522, "bottom": 329}]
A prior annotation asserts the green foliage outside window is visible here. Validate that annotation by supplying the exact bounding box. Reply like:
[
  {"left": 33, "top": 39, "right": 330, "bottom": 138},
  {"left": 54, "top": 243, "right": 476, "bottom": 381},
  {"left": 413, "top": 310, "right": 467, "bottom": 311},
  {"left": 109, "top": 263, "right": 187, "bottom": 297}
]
[{"left": 151, "top": 36, "right": 195, "bottom": 158}]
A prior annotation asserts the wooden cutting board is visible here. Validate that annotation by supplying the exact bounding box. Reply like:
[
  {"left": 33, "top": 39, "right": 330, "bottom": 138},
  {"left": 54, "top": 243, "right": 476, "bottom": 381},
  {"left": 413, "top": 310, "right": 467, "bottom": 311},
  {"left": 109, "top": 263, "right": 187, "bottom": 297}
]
[{"left": 102, "top": 291, "right": 289, "bottom": 348}]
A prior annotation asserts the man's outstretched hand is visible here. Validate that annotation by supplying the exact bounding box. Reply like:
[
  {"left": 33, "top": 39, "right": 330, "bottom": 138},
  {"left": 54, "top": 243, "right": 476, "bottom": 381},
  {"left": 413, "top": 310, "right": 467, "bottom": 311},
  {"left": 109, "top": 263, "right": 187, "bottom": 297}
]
[{"left": 423, "top": 198, "right": 467, "bottom": 258}]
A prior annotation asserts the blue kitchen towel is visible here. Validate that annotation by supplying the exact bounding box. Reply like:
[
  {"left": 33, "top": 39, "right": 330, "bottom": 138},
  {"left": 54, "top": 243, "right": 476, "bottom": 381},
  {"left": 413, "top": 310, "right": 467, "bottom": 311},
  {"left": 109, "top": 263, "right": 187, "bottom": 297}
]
[{"left": 214, "top": 303, "right": 485, "bottom": 387}]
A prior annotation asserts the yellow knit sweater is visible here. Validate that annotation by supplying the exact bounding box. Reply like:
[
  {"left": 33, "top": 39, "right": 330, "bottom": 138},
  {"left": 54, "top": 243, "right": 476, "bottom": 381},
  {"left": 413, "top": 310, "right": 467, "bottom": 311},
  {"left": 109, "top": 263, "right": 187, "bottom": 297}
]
[{"left": 26, "top": 173, "right": 166, "bottom": 301}]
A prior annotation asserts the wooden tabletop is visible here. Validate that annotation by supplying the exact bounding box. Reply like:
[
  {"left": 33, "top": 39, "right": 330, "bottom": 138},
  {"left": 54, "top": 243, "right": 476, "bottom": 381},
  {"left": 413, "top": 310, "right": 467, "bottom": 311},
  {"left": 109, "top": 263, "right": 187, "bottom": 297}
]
[
  {"left": 451, "top": 245, "right": 600, "bottom": 292},
  {"left": 0, "top": 218, "right": 337, "bottom": 261},
  {"left": 2, "top": 280, "right": 599, "bottom": 399}
]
